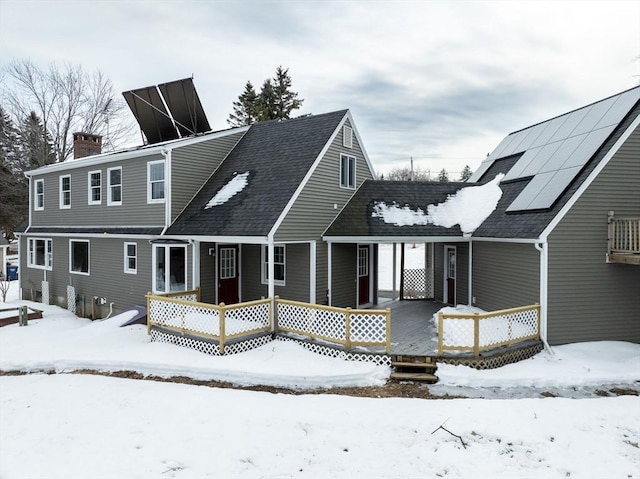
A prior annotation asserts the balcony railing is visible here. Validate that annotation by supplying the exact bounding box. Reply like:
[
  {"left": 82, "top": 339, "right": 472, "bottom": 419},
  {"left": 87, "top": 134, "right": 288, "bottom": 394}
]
[{"left": 607, "top": 213, "right": 640, "bottom": 265}]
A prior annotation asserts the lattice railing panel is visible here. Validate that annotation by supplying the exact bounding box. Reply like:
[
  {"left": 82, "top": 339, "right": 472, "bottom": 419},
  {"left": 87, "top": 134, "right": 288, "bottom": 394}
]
[
  {"left": 277, "top": 302, "right": 346, "bottom": 342},
  {"left": 350, "top": 312, "right": 387, "bottom": 344},
  {"left": 440, "top": 317, "right": 474, "bottom": 348},
  {"left": 479, "top": 309, "right": 539, "bottom": 348},
  {"left": 149, "top": 298, "right": 220, "bottom": 336},
  {"left": 66, "top": 285, "right": 76, "bottom": 314},
  {"left": 402, "top": 268, "right": 426, "bottom": 299},
  {"left": 278, "top": 336, "right": 392, "bottom": 366},
  {"left": 150, "top": 329, "right": 220, "bottom": 356},
  {"left": 225, "top": 302, "right": 271, "bottom": 335}
]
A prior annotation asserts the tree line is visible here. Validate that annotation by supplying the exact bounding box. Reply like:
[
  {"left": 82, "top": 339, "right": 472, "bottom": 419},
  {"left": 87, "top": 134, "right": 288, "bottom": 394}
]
[{"left": 381, "top": 164, "right": 473, "bottom": 182}]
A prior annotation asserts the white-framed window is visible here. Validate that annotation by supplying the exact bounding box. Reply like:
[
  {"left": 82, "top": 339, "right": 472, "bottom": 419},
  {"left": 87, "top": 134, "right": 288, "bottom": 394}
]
[
  {"left": 69, "top": 240, "right": 90, "bottom": 275},
  {"left": 153, "top": 244, "right": 187, "bottom": 293},
  {"left": 343, "top": 125, "right": 353, "bottom": 148},
  {"left": 107, "top": 166, "right": 122, "bottom": 205},
  {"left": 340, "top": 154, "right": 356, "bottom": 189},
  {"left": 59, "top": 175, "right": 71, "bottom": 209},
  {"left": 28, "top": 238, "right": 52, "bottom": 270},
  {"left": 261, "top": 245, "right": 285, "bottom": 286},
  {"left": 124, "top": 242, "right": 137, "bottom": 274},
  {"left": 147, "top": 160, "right": 165, "bottom": 203},
  {"left": 88, "top": 170, "right": 102, "bottom": 205},
  {"left": 34, "top": 179, "right": 44, "bottom": 211},
  {"left": 220, "top": 247, "right": 236, "bottom": 280}
]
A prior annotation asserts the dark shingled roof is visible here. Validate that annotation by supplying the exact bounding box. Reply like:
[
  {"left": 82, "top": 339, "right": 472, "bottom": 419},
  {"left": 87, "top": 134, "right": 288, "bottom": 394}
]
[
  {"left": 324, "top": 180, "right": 468, "bottom": 238},
  {"left": 167, "top": 110, "right": 348, "bottom": 237}
]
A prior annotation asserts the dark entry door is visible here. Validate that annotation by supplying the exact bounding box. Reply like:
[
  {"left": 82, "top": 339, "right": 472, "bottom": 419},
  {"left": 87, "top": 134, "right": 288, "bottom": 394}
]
[
  {"left": 358, "top": 246, "right": 370, "bottom": 305},
  {"left": 218, "top": 245, "right": 239, "bottom": 304},
  {"left": 446, "top": 247, "right": 456, "bottom": 305}
]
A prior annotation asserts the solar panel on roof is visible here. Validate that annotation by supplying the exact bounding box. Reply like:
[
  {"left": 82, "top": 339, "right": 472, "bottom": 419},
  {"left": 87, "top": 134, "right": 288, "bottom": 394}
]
[
  {"left": 529, "top": 114, "right": 569, "bottom": 149},
  {"left": 158, "top": 78, "right": 210, "bottom": 137},
  {"left": 505, "top": 172, "right": 554, "bottom": 211},
  {"left": 123, "top": 86, "right": 179, "bottom": 144},
  {"left": 570, "top": 96, "right": 617, "bottom": 137},
  {"left": 525, "top": 166, "right": 582, "bottom": 210},
  {"left": 524, "top": 133, "right": 586, "bottom": 176},
  {"left": 547, "top": 106, "right": 590, "bottom": 144},
  {"left": 595, "top": 88, "right": 640, "bottom": 129},
  {"left": 467, "top": 160, "right": 492, "bottom": 182}
]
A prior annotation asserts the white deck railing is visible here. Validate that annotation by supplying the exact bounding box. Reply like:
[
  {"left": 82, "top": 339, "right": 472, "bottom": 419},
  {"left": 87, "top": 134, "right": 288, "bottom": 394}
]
[
  {"left": 608, "top": 215, "right": 640, "bottom": 254},
  {"left": 437, "top": 304, "right": 540, "bottom": 357}
]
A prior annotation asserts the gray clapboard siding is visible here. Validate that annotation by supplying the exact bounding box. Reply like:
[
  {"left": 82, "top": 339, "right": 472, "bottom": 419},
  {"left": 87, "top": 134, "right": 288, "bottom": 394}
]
[
  {"left": 19, "top": 235, "right": 157, "bottom": 316},
  {"left": 471, "top": 241, "right": 540, "bottom": 311},
  {"left": 171, "top": 132, "right": 245, "bottom": 221},
  {"left": 330, "top": 243, "right": 357, "bottom": 307},
  {"left": 547, "top": 126, "right": 640, "bottom": 344},
  {"left": 31, "top": 153, "right": 165, "bottom": 228},
  {"left": 240, "top": 243, "right": 311, "bottom": 303},
  {"left": 199, "top": 242, "right": 217, "bottom": 304},
  {"left": 275, "top": 119, "right": 374, "bottom": 242}
]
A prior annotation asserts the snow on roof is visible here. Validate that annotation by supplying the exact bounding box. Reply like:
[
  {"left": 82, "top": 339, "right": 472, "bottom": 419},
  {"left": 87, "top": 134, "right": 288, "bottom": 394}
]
[
  {"left": 372, "top": 174, "right": 504, "bottom": 234},
  {"left": 204, "top": 172, "right": 250, "bottom": 209}
]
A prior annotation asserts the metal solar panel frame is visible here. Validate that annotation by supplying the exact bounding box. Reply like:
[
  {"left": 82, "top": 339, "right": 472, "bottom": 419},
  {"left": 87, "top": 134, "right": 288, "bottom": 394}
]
[
  {"left": 123, "top": 86, "right": 179, "bottom": 144},
  {"left": 158, "top": 78, "right": 211, "bottom": 137}
]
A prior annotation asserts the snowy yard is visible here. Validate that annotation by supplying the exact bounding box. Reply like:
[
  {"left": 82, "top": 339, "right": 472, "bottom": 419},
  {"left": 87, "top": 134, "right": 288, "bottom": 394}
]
[{"left": 1, "top": 280, "right": 639, "bottom": 478}]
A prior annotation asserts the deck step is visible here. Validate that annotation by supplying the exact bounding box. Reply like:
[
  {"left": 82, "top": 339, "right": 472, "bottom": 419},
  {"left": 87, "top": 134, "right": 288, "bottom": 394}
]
[
  {"left": 390, "top": 354, "right": 439, "bottom": 383},
  {"left": 390, "top": 371, "right": 439, "bottom": 383},
  {"left": 391, "top": 361, "right": 437, "bottom": 373}
]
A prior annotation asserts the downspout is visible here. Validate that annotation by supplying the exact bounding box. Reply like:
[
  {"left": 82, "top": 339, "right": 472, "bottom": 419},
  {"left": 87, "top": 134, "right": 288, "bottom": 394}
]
[
  {"left": 309, "top": 241, "right": 316, "bottom": 303},
  {"left": 534, "top": 240, "right": 553, "bottom": 354},
  {"left": 160, "top": 148, "right": 172, "bottom": 235},
  {"left": 467, "top": 235, "right": 473, "bottom": 306},
  {"left": 327, "top": 242, "right": 333, "bottom": 305},
  {"left": 267, "top": 234, "right": 275, "bottom": 299}
]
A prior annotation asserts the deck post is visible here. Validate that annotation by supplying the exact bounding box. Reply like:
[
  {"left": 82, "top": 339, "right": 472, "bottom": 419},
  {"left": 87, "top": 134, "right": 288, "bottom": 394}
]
[
  {"left": 399, "top": 243, "right": 405, "bottom": 301},
  {"left": 146, "top": 293, "right": 152, "bottom": 335},
  {"left": 437, "top": 312, "right": 444, "bottom": 355},
  {"left": 385, "top": 308, "right": 391, "bottom": 354},
  {"left": 345, "top": 308, "right": 352, "bottom": 350},
  {"left": 219, "top": 303, "right": 226, "bottom": 355},
  {"left": 19, "top": 306, "right": 28, "bottom": 326},
  {"left": 273, "top": 296, "right": 279, "bottom": 335},
  {"left": 473, "top": 312, "right": 480, "bottom": 358}
]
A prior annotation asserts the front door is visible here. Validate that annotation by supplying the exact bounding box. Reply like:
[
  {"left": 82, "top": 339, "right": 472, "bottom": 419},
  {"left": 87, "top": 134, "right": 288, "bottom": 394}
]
[
  {"left": 445, "top": 246, "right": 456, "bottom": 305},
  {"left": 358, "top": 245, "right": 370, "bottom": 306},
  {"left": 218, "top": 245, "right": 239, "bottom": 304}
]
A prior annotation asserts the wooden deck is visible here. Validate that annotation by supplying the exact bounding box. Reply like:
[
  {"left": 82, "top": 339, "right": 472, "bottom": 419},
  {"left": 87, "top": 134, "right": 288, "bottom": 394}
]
[{"left": 375, "top": 298, "right": 441, "bottom": 356}]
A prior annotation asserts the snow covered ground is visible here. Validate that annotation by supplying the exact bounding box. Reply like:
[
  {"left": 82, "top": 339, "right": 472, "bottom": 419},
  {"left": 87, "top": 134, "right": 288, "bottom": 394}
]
[{"left": 1, "top": 280, "right": 639, "bottom": 478}]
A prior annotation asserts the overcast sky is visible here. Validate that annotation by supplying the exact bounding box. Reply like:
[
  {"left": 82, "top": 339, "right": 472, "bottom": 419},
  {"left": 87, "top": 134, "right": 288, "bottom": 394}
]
[{"left": 1, "top": 0, "right": 639, "bottom": 177}]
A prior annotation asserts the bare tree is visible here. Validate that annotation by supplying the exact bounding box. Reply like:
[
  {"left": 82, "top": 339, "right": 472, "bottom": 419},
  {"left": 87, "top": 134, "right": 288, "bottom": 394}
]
[
  {"left": 384, "top": 166, "right": 432, "bottom": 181},
  {"left": 1, "top": 59, "right": 133, "bottom": 162}
]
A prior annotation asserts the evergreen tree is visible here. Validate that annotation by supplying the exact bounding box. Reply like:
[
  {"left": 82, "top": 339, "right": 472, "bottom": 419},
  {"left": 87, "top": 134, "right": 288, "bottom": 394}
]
[
  {"left": 227, "top": 81, "right": 259, "bottom": 127},
  {"left": 22, "top": 111, "right": 55, "bottom": 169},
  {"left": 272, "top": 66, "right": 303, "bottom": 120},
  {"left": 228, "top": 66, "right": 304, "bottom": 125},
  {"left": 459, "top": 165, "right": 473, "bottom": 181},
  {"left": 437, "top": 168, "right": 449, "bottom": 182},
  {"left": 0, "top": 106, "right": 28, "bottom": 236}
]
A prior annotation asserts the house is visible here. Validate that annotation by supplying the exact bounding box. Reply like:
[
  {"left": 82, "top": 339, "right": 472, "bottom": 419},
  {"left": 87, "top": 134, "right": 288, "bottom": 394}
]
[
  {"left": 324, "top": 86, "right": 640, "bottom": 345},
  {"left": 16, "top": 109, "right": 375, "bottom": 317}
]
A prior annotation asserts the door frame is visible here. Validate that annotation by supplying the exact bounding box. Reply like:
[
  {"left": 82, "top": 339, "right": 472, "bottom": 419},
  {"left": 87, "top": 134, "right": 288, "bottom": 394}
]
[
  {"left": 444, "top": 245, "right": 456, "bottom": 305},
  {"left": 357, "top": 244, "right": 372, "bottom": 307},
  {"left": 216, "top": 243, "right": 240, "bottom": 304}
]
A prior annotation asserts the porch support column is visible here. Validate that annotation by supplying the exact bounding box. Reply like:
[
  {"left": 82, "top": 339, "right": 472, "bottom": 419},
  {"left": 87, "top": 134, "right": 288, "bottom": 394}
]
[
  {"left": 399, "top": 242, "right": 405, "bottom": 301},
  {"left": 267, "top": 237, "right": 275, "bottom": 299},
  {"left": 327, "top": 242, "right": 332, "bottom": 305},
  {"left": 192, "top": 240, "right": 200, "bottom": 290},
  {"left": 535, "top": 241, "right": 550, "bottom": 350},
  {"left": 309, "top": 241, "right": 316, "bottom": 303},
  {"left": 467, "top": 237, "right": 473, "bottom": 306},
  {"left": 392, "top": 243, "right": 397, "bottom": 300}
]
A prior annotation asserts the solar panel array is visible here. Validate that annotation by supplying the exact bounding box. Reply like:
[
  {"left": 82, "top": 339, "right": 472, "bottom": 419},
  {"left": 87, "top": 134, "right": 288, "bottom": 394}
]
[
  {"left": 468, "top": 87, "right": 640, "bottom": 212},
  {"left": 123, "top": 78, "right": 211, "bottom": 145}
]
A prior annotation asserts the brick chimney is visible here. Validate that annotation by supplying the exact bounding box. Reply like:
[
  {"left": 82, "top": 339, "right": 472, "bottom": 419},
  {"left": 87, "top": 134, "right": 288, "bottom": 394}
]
[{"left": 73, "top": 132, "right": 102, "bottom": 159}]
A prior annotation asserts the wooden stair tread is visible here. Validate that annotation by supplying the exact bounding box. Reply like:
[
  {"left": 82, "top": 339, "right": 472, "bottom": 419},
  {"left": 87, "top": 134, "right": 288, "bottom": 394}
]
[
  {"left": 392, "top": 361, "right": 437, "bottom": 370},
  {"left": 390, "top": 372, "right": 439, "bottom": 383}
]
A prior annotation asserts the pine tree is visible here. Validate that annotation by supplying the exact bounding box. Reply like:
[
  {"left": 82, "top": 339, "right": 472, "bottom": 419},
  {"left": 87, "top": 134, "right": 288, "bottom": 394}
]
[
  {"left": 272, "top": 66, "right": 303, "bottom": 120},
  {"left": 459, "top": 165, "right": 473, "bottom": 181},
  {"left": 257, "top": 79, "right": 277, "bottom": 121},
  {"left": 227, "top": 81, "right": 259, "bottom": 127},
  {"left": 22, "top": 111, "right": 55, "bottom": 169},
  {"left": 0, "top": 106, "right": 28, "bottom": 236},
  {"left": 437, "top": 168, "right": 449, "bottom": 182}
]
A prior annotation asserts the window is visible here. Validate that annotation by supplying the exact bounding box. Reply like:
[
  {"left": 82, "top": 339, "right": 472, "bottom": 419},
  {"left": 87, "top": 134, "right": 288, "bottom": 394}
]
[
  {"left": 34, "top": 179, "right": 44, "bottom": 211},
  {"left": 340, "top": 154, "right": 356, "bottom": 189},
  {"left": 70, "top": 240, "right": 90, "bottom": 275},
  {"left": 124, "top": 242, "right": 137, "bottom": 274},
  {"left": 59, "top": 175, "right": 71, "bottom": 209},
  {"left": 343, "top": 125, "right": 353, "bottom": 148},
  {"left": 147, "top": 160, "right": 165, "bottom": 203},
  {"left": 107, "top": 167, "right": 122, "bottom": 205},
  {"left": 262, "top": 245, "right": 285, "bottom": 285},
  {"left": 153, "top": 244, "right": 187, "bottom": 293},
  {"left": 28, "top": 238, "right": 52, "bottom": 270},
  {"left": 220, "top": 247, "right": 236, "bottom": 279},
  {"left": 88, "top": 170, "right": 101, "bottom": 205}
]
